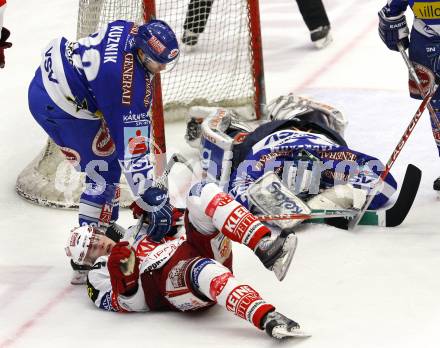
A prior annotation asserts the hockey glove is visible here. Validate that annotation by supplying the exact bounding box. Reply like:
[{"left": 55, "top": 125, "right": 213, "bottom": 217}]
[
  {"left": 129, "top": 187, "right": 173, "bottom": 242},
  {"left": 0, "top": 27, "right": 12, "bottom": 68},
  {"left": 378, "top": 7, "right": 409, "bottom": 52},
  {"left": 108, "top": 241, "right": 140, "bottom": 296}
]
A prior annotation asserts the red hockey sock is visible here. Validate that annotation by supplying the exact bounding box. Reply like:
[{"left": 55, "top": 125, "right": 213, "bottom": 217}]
[{"left": 205, "top": 192, "right": 270, "bottom": 250}]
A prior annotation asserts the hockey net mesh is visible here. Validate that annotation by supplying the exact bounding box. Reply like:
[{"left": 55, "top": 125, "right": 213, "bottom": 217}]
[
  {"left": 16, "top": 0, "right": 260, "bottom": 208},
  {"left": 77, "top": 0, "right": 257, "bottom": 119}
]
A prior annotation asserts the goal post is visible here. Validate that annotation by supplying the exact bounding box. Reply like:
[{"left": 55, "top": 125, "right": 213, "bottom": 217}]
[{"left": 16, "top": 0, "right": 266, "bottom": 208}]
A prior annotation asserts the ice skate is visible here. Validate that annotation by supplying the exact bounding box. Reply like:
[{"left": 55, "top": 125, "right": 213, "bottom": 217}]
[
  {"left": 254, "top": 230, "right": 297, "bottom": 281},
  {"left": 310, "top": 25, "right": 332, "bottom": 49},
  {"left": 433, "top": 176, "right": 440, "bottom": 192},
  {"left": 261, "top": 311, "right": 310, "bottom": 339}
]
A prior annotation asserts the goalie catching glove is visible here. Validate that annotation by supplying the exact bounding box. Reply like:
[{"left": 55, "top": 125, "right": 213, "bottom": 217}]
[{"left": 108, "top": 241, "right": 140, "bottom": 296}]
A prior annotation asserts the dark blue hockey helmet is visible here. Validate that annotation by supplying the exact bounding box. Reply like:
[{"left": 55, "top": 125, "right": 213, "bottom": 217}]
[{"left": 134, "top": 19, "right": 179, "bottom": 66}]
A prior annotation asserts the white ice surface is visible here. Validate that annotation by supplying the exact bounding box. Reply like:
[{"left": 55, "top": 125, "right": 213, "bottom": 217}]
[{"left": 1, "top": 0, "right": 440, "bottom": 347}]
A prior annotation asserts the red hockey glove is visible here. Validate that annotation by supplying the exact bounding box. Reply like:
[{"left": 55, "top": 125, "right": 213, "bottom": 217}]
[{"left": 108, "top": 241, "right": 140, "bottom": 296}]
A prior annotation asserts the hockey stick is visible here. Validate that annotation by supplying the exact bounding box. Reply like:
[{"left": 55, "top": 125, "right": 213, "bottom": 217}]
[
  {"left": 397, "top": 42, "right": 440, "bottom": 130},
  {"left": 348, "top": 83, "right": 436, "bottom": 230},
  {"left": 256, "top": 209, "right": 357, "bottom": 221}
]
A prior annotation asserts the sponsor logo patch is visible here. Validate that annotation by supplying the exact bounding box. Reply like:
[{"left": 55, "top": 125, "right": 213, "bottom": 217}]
[
  {"left": 209, "top": 272, "right": 233, "bottom": 300},
  {"left": 225, "top": 285, "right": 262, "bottom": 320},
  {"left": 144, "top": 76, "right": 152, "bottom": 109},
  {"left": 44, "top": 46, "right": 58, "bottom": 83},
  {"left": 168, "top": 48, "right": 179, "bottom": 59},
  {"left": 147, "top": 35, "right": 165, "bottom": 54},
  {"left": 122, "top": 110, "right": 150, "bottom": 125},
  {"left": 122, "top": 53, "right": 134, "bottom": 105},
  {"left": 409, "top": 63, "right": 434, "bottom": 97},
  {"left": 60, "top": 147, "right": 81, "bottom": 165},
  {"left": 222, "top": 205, "right": 257, "bottom": 242},
  {"left": 316, "top": 150, "right": 357, "bottom": 162},
  {"left": 92, "top": 121, "right": 115, "bottom": 156},
  {"left": 87, "top": 279, "right": 100, "bottom": 303},
  {"left": 124, "top": 126, "right": 150, "bottom": 157},
  {"left": 413, "top": 3, "right": 440, "bottom": 19}
]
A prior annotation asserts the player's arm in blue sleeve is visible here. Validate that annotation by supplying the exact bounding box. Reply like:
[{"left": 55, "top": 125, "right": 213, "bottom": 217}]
[{"left": 384, "top": 0, "right": 409, "bottom": 16}]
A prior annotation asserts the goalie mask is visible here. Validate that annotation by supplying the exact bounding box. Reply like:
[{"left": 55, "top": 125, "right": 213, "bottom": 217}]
[
  {"left": 65, "top": 226, "right": 114, "bottom": 266},
  {"left": 134, "top": 19, "right": 180, "bottom": 73}
]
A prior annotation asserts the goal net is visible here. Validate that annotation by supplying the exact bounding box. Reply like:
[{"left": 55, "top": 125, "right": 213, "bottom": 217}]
[{"left": 16, "top": 0, "right": 265, "bottom": 208}]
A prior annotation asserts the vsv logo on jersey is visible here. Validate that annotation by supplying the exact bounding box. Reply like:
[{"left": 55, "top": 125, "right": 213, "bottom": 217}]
[
  {"left": 44, "top": 46, "right": 58, "bottom": 83},
  {"left": 119, "top": 154, "right": 149, "bottom": 173}
]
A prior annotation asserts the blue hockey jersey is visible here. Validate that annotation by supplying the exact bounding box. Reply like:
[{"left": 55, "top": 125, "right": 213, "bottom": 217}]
[
  {"left": 228, "top": 129, "right": 397, "bottom": 211},
  {"left": 385, "top": 0, "right": 440, "bottom": 36},
  {"left": 39, "top": 20, "right": 154, "bottom": 194}
]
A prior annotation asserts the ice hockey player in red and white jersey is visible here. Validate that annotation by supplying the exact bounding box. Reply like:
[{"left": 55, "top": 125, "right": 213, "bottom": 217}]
[
  {"left": 65, "top": 182, "right": 309, "bottom": 340},
  {"left": 0, "top": 0, "right": 12, "bottom": 69}
]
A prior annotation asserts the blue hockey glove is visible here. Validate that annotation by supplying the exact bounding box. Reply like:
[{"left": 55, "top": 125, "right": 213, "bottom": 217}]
[
  {"left": 378, "top": 7, "right": 409, "bottom": 52},
  {"left": 130, "top": 187, "right": 172, "bottom": 242}
]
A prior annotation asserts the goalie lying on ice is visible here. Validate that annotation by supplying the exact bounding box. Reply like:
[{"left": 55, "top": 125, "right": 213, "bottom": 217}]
[
  {"left": 65, "top": 181, "right": 309, "bottom": 339},
  {"left": 185, "top": 94, "right": 398, "bottom": 218}
]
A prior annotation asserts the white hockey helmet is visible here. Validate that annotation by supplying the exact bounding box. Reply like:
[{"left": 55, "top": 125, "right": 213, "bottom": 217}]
[{"left": 65, "top": 225, "right": 103, "bottom": 266}]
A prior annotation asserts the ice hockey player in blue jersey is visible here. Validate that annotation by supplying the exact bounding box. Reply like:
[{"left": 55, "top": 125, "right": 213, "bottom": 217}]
[
  {"left": 185, "top": 94, "right": 398, "bottom": 222},
  {"left": 28, "top": 19, "right": 180, "bottom": 284},
  {"left": 378, "top": 0, "right": 440, "bottom": 191}
]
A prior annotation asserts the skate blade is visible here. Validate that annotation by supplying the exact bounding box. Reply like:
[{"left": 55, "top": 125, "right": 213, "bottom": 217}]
[
  {"left": 272, "top": 326, "right": 312, "bottom": 339},
  {"left": 273, "top": 234, "right": 298, "bottom": 281}
]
